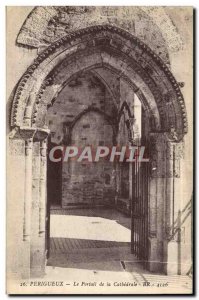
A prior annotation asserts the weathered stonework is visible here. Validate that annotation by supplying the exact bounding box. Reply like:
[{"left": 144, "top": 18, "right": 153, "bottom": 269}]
[
  {"left": 46, "top": 71, "right": 117, "bottom": 144},
  {"left": 11, "top": 25, "right": 188, "bottom": 141},
  {"left": 7, "top": 7, "right": 192, "bottom": 281},
  {"left": 16, "top": 6, "right": 184, "bottom": 64}
]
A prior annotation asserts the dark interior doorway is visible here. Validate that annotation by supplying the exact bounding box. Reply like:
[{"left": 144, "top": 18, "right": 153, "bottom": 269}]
[{"left": 47, "top": 138, "right": 62, "bottom": 207}]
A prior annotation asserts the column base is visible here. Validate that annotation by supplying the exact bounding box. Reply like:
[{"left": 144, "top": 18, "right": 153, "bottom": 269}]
[
  {"left": 30, "top": 237, "right": 46, "bottom": 278},
  {"left": 148, "top": 237, "right": 164, "bottom": 273}
]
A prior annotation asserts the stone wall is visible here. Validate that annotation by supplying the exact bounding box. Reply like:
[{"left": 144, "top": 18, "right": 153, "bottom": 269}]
[
  {"left": 46, "top": 70, "right": 117, "bottom": 144},
  {"left": 16, "top": 6, "right": 185, "bottom": 66},
  {"left": 46, "top": 70, "right": 117, "bottom": 207},
  {"left": 6, "top": 7, "right": 193, "bottom": 278},
  {"left": 62, "top": 111, "right": 115, "bottom": 207}
]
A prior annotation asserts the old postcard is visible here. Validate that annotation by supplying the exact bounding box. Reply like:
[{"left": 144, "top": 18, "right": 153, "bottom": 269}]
[{"left": 6, "top": 6, "right": 193, "bottom": 294}]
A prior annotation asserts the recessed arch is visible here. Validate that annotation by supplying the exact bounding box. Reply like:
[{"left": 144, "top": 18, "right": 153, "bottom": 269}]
[
  {"left": 65, "top": 106, "right": 118, "bottom": 146},
  {"left": 47, "top": 68, "right": 119, "bottom": 118},
  {"left": 10, "top": 25, "right": 187, "bottom": 142},
  {"left": 34, "top": 61, "right": 158, "bottom": 132}
]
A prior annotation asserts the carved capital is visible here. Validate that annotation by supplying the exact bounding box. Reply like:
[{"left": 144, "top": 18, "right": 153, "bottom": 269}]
[
  {"left": 167, "top": 126, "right": 179, "bottom": 142},
  {"left": 19, "top": 127, "right": 36, "bottom": 140},
  {"left": 149, "top": 231, "right": 157, "bottom": 238},
  {"left": 149, "top": 132, "right": 184, "bottom": 178},
  {"left": 18, "top": 128, "right": 36, "bottom": 156},
  {"left": 34, "top": 128, "right": 50, "bottom": 142}
]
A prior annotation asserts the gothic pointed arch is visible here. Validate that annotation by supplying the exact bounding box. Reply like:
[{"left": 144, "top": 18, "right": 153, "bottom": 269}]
[{"left": 10, "top": 25, "right": 187, "bottom": 142}]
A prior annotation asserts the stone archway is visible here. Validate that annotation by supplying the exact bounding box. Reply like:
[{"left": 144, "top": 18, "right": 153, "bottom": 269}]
[{"left": 9, "top": 25, "right": 187, "bottom": 278}]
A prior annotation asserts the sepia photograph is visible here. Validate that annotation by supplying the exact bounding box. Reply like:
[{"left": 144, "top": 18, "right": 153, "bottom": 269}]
[{"left": 6, "top": 5, "right": 193, "bottom": 295}]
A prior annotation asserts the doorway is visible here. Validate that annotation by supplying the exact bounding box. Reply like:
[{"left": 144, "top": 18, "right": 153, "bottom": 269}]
[
  {"left": 9, "top": 25, "right": 188, "bottom": 278},
  {"left": 45, "top": 70, "right": 147, "bottom": 274},
  {"left": 47, "top": 138, "right": 62, "bottom": 207}
]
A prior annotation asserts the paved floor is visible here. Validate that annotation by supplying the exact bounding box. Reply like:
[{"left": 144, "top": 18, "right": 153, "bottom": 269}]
[
  {"left": 48, "top": 207, "right": 134, "bottom": 268},
  {"left": 50, "top": 237, "right": 130, "bottom": 252},
  {"left": 43, "top": 207, "right": 192, "bottom": 294}
]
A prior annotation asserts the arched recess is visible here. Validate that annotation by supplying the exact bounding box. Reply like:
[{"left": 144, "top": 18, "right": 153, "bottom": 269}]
[
  {"left": 9, "top": 25, "right": 188, "bottom": 277},
  {"left": 66, "top": 108, "right": 116, "bottom": 148},
  {"left": 62, "top": 108, "right": 116, "bottom": 208},
  {"left": 10, "top": 25, "right": 187, "bottom": 138}
]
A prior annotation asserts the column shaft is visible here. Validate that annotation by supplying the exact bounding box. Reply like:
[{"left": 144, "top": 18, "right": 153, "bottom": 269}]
[
  {"left": 23, "top": 138, "right": 33, "bottom": 241},
  {"left": 39, "top": 139, "right": 47, "bottom": 236}
]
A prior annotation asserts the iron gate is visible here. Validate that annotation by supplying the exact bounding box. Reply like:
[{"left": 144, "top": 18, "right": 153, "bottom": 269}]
[{"left": 131, "top": 155, "right": 149, "bottom": 262}]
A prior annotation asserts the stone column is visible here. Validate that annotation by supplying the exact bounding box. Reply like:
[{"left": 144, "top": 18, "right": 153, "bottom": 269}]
[
  {"left": 24, "top": 138, "right": 33, "bottom": 241},
  {"left": 148, "top": 133, "right": 167, "bottom": 273},
  {"left": 19, "top": 128, "right": 36, "bottom": 279},
  {"left": 7, "top": 128, "right": 33, "bottom": 279},
  {"left": 164, "top": 140, "right": 185, "bottom": 275},
  {"left": 39, "top": 138, "right": 47, "bottom": 237},
  {"left": 20, "top": 129, "right": 36, "bottom": 241},
  {"left": 30, "top": 129, "right": 49, "bottom": 277},
  {"left": 148, "top": 132, "right": 185, "bottom": 275}
]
